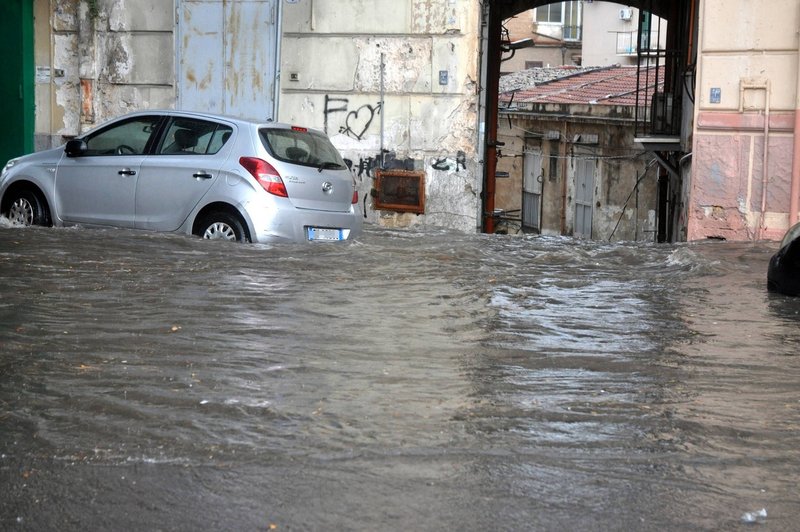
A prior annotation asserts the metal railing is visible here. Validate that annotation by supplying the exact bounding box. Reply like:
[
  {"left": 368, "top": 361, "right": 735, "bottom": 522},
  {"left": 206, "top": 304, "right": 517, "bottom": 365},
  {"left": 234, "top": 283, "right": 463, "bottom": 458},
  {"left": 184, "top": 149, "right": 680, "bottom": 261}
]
[
  {"left": 634, "top": 50, "right": 683, "bottom": 138},
  {"left": 615, "top": 30, "right": 665, "bottom": 56},
  {"left": 563, "top": 25, "right": 582, "bottom": 41}
]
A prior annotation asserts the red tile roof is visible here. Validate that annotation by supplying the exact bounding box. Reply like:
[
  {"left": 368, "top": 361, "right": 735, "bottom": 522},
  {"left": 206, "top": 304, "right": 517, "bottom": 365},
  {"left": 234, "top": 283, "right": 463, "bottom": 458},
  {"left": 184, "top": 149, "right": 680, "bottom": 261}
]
[{"left": 500, "top": 65, "right": 664, "bottom": 107}]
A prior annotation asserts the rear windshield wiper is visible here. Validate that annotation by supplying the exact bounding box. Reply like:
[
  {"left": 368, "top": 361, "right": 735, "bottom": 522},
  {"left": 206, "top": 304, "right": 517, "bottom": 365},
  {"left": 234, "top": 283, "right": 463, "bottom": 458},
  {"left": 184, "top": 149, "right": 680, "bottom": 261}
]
[{"left": 318, "top": 161, "right": 345, "bottom": 172}]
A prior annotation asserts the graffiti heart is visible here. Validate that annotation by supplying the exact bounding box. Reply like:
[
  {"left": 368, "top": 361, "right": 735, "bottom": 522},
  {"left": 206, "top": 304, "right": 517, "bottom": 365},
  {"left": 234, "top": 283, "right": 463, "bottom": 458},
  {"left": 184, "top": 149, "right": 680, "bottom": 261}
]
[
  {"left": 324, "top": 95, "right": 382, "bottom": 141},
  {"left": 340, "top": 104, "right": 381, "bottom": 141}
]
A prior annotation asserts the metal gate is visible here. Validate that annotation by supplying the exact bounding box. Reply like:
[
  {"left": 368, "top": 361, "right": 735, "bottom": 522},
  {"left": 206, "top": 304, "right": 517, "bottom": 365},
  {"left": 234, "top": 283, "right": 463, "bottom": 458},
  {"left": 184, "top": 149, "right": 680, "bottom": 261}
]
[
  {"left": 522, "top": 150, "right": 543, "bottom": 232},
  {"left": 177, "top": 0, "right": 280, "bottom": 120},
  {"left": 574, "top": 158, "right": 594, "bottom": 239}
]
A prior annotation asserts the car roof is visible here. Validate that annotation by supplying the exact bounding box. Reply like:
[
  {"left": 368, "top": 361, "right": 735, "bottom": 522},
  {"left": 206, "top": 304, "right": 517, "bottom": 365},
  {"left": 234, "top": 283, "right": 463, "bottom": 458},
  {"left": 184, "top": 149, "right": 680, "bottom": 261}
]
[{"left": 93, "top": 109, "right": 324, "bottom": 136}]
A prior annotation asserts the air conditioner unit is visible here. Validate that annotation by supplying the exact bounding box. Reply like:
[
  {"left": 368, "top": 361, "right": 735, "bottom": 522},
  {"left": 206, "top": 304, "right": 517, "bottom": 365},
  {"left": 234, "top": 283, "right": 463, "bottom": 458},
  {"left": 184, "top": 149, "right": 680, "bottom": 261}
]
[{"left": 619, "top": 8, "right": 633, "bottom": 21}]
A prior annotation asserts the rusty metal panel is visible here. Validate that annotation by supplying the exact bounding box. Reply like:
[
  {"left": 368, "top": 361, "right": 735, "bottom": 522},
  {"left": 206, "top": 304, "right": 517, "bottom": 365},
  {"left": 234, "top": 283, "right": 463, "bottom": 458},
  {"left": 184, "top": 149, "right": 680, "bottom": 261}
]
[
  {"left": 178, "top": 0, "right": 278, "bottom": 120},
  {"left": 373, "top": 170, "right": 426, "bottom": 214}
]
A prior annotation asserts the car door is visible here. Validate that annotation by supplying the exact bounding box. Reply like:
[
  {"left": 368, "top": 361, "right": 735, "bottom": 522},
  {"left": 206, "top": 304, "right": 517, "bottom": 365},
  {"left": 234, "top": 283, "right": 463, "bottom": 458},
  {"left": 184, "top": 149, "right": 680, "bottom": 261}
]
[
  {"left": 134, "top": 117, "right": 233, "bottom": 231},
  {"left": 54, "top": 115, "right": 161, "bottom": 227}
]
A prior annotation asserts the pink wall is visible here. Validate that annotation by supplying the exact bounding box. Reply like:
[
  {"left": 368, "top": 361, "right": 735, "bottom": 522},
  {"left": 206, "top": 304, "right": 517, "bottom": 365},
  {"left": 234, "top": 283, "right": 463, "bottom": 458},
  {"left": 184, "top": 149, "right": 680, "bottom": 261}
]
[{"left": 688, "top": 111, "right": 796, "bottom": 241}]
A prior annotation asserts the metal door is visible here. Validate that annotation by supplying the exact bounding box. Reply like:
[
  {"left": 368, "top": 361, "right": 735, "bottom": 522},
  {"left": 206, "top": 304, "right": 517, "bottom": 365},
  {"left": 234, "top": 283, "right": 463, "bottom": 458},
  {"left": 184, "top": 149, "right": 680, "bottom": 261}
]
[
  {"left": 177, "top": 0, "right": 280, "bottom": 120},
  {"left": 522, "top": 150, "right": 543, "bottom": 232},
  {"left": 574, "top": 158, "right": 594, "bottom": 239}
]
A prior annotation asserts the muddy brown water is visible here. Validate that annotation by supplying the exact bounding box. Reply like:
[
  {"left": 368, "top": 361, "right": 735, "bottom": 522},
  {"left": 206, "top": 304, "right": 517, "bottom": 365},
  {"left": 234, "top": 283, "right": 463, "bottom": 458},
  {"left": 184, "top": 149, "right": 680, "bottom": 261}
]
[{"left": 1, "top": 223, "right": 799, "bottom": 530}]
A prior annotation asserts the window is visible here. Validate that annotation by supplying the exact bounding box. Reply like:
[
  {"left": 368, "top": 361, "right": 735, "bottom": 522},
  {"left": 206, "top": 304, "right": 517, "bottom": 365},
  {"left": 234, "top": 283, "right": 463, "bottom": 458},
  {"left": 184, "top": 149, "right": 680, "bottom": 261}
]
[
  {"left": 536, "top": 3, "right": 563, "bottom": 24},
  {"left": 84, "top": 116, "right": 160, "bottom": 156},
  {"left": 260, "top": 127, "right": 346, "bottom": 170},
  {"left": 639, "top": 11, "right": 653, "bottom": 51},
  {"left": 159, "top": 118, "right": 232, "bottom": 155},
  {"left": 548, "top": 140, "right": 560, "bottom": 181},
  {"left": 535, "top": 2, "right": 582, "bottom": 40}
]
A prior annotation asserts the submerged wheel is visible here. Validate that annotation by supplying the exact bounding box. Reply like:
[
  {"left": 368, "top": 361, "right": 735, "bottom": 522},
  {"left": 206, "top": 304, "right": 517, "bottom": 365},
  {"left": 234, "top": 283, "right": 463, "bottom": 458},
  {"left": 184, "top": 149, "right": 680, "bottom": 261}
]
[
  {"left": 197, "top": 211, "right": 248, "bottom": 242},
  {"left": 5, "top": 189, "right": 50, "bottom": 226}
]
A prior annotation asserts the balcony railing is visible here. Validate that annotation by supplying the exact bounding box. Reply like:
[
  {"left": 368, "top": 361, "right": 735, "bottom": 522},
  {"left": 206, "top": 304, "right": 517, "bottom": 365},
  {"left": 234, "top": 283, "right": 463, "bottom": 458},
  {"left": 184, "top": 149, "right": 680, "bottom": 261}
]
[
  {"left": 615, "top": 31, "right": 663, "bottom": 56},
  {"left": 563, "top": 24, "right": 582, "bottom": 41},
  {"left": 634, "top": 50, "right": 683, "bottom": 139}
]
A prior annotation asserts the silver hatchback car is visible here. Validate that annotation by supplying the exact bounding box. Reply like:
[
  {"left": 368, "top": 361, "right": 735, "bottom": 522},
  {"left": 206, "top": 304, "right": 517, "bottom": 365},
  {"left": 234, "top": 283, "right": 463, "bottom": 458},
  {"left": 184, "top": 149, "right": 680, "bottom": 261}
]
[{"left": 0, "top": 110, "right": 363, "bottom": 243}]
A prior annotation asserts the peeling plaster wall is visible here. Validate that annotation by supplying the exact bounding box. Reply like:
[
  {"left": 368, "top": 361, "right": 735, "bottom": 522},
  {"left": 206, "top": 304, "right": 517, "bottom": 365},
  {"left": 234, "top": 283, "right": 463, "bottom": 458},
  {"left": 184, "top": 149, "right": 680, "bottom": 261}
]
[
  {"left": 280, "top": 0, "right": 483, "bottom": 232},
  {"left": 36, "top": 0, "right": 174, "bottom": 146},
  {"left": 496, "top": 111, "right": 658, "bottom": 241},
  {"left": 690, "top": 0, "right": 799, "bottom": 241}
]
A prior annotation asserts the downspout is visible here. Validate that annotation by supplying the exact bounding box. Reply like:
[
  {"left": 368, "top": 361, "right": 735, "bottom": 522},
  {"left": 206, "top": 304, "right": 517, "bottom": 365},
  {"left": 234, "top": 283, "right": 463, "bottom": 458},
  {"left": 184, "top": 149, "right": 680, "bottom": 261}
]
[
  {"left": 559, "top": 121, "right": 568, "bottom": 234},
  {"left": 755, "top": 81, "right": 771, "bottom": 240},
  {"left": 272, "top": 0, "right": 284, "bottom": 121},
  {"left": 742, "top": 80, "right": 772, "bottom": 240},
  {"left": 380, "top": 53, "right": 385, "bottom": 169},
  {"left": 482, "top": 5, "right": 502, "bottom": 233},
  {"left": 791, "top": 35, "right": 800, "bottom": 225},
  {"left": 761, "top": 83, "right": 771, "bottom": 239}
]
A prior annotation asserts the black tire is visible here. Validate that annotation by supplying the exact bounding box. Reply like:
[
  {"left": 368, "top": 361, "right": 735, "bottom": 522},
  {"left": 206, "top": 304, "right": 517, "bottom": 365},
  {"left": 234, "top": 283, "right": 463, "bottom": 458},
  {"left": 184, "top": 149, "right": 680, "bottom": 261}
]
[
  {"left": 196, "top": 211, "right": 248, "bottom": 242},
  {"left": 4, "top": 189, "right": 50, "bottom": 227}
]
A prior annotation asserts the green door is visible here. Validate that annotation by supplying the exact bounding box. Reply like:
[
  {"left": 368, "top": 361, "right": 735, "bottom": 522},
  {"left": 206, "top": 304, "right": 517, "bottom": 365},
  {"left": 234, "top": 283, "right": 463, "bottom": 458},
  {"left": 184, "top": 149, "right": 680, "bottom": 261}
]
[{"left": 0, "top": 0, "right": 34, "bottom": 167}]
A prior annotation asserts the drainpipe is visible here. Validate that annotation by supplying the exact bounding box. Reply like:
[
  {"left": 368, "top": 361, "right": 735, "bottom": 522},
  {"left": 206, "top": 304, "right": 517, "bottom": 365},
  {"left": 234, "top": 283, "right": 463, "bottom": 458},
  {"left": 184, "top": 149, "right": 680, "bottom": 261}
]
[
  {"left": 791, "top": 37, "right": 800, "bottom": 225},
  {"left": 760, "top": 82, "right": 771, "bottom": 239},
  {"left": 272, "top": 0, "right": 284, "bottom": 121},
  {"left": 742, "top": 80, "right": 771, "bottom": 240},
  {"left": 482, "top": 6, "right": 502, "bottom": 233},
  {"left": 559, "top": 122, "right": 568, "bottom": 235},
  {"left": 380, "top": 53, "right": 385, "bottom": 169}
]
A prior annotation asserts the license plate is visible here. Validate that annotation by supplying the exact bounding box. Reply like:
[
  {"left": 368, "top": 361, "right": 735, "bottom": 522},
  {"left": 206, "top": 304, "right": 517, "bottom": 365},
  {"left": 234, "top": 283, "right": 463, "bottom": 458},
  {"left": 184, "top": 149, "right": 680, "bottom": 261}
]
[{"left": 307, "top": 227, "right": 343, "bottom": 241}]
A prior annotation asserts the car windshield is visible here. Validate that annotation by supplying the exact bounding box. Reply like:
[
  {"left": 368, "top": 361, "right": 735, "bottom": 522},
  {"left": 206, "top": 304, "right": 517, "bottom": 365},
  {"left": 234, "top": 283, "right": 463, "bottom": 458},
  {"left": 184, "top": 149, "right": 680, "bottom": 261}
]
[
  {"left": 260, "top": 127, "right": 346, "bottom": 170},
  {"left": 780, "top": 221, "right": 800, "bottom": 249}
]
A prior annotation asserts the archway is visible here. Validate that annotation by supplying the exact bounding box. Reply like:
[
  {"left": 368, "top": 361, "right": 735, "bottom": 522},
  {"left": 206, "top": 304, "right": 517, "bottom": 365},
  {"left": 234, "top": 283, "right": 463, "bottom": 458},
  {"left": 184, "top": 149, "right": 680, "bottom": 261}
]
[{"left": 482, "top": 0, "right": 697, "bottom": 241}]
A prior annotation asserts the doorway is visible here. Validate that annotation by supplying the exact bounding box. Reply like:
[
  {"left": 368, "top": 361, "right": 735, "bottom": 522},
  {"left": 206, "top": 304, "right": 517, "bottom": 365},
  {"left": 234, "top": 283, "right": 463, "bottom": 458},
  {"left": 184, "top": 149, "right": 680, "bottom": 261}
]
[
  {"left": 177, "top": 0, "right": 280, "bottom": 120},
  {"left": 574, "top": 158, "right": 594, "bottom": 238},
  {"left": 0, "top": 0, "right": 34, "bottom": 165},
  {"left": 522, "top": 149, "right": 543, "bottom": 232}
]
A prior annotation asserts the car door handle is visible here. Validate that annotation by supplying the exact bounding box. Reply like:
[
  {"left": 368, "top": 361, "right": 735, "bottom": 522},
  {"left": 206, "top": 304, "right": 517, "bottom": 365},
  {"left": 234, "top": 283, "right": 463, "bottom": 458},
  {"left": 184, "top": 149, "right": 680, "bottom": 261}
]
[
  {"left": 118, "top": 168, "right": 136, "bottom": 176},
  {"left": 193, "top": 171, "right": 213, "bottom": 180}
]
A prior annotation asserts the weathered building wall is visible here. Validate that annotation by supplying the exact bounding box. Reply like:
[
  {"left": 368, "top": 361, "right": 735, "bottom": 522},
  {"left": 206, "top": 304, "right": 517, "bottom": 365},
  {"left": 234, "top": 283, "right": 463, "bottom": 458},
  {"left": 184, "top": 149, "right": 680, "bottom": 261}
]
[
  {"left": 501, "top": 11, "right": 570, "bottom": 71},
  {"left": 279, "top": 0, "right": 483, "bottom": 231},
  {"left": 581, "top": 2, "right": 638, "bottom": 67},
  {"left": 34, "top": 0, "right": 174, "bottom": 148},
  {"left": 497, "top": 106, "right": 658, "bottom": 241},
  {"left": 690, "top": 0, "right": 799, "bottom": 241}
]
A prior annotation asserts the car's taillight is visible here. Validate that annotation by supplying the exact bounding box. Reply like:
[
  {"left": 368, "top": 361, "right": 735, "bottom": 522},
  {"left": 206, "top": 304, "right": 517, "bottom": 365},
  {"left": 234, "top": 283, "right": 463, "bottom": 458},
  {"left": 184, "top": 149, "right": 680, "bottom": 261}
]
[
  {"left": 352, "top": 189, "right": 359, "bottom": 204},
  {"left": 239, "top": 157, "right": 288, "bottom": 197}
]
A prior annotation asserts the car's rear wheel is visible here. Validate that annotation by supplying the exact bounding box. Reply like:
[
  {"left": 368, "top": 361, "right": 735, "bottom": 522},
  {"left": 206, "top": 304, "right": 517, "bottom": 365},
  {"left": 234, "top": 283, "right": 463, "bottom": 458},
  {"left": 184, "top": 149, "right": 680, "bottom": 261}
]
[
  {"left": 5, "top": 189, "right": 50, "bottom": 226},
  {"left": 197, "top": 211, "right": 248, "bottom": 242}
]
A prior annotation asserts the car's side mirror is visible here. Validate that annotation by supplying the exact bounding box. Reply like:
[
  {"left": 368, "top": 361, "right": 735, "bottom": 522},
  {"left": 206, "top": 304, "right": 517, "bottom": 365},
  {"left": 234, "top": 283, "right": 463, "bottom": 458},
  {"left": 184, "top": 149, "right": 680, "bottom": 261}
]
[{"left": 65, "top": 139, "right": 88, "bottom": 157}]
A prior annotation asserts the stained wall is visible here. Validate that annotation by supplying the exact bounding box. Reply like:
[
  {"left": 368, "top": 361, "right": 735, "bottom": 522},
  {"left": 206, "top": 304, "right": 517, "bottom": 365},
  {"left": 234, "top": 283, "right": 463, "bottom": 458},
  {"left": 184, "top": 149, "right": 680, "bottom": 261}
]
[
  {"left": 279, "top": 0, "right": 484, "bottom": 231},
  {"left": 690, "top": 0, "right": 800, "bottom": 240}
]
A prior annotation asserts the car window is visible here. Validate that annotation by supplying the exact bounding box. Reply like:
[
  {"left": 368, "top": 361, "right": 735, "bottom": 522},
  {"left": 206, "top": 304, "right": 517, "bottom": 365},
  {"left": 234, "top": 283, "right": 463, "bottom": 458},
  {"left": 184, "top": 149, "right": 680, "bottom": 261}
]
[
  {"left": 84, "top": 116, "right": 161, "bottom": 156},
  {"left": 159, "top": 118, "right": 233, "bottom": 155},
  {"left": 260, "top": 127, "right": 346, "bottom": 169}
]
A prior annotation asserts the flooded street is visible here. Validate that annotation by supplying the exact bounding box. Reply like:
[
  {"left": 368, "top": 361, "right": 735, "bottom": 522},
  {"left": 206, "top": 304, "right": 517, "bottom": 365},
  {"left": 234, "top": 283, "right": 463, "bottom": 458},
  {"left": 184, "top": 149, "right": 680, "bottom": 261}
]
[{"left": 1, "top": 223, "right": 799, "bottom": 530}]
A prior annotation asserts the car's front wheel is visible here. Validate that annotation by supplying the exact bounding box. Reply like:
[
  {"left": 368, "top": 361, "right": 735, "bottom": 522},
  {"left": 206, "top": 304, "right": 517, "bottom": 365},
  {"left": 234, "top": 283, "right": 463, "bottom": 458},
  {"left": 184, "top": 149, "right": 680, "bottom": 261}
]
[
  {"left": 4, "top": 189, "right": 50, "bottom": 226},
  {"left": 197, "top": 211, "right": 248, "bottom": 242}
]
